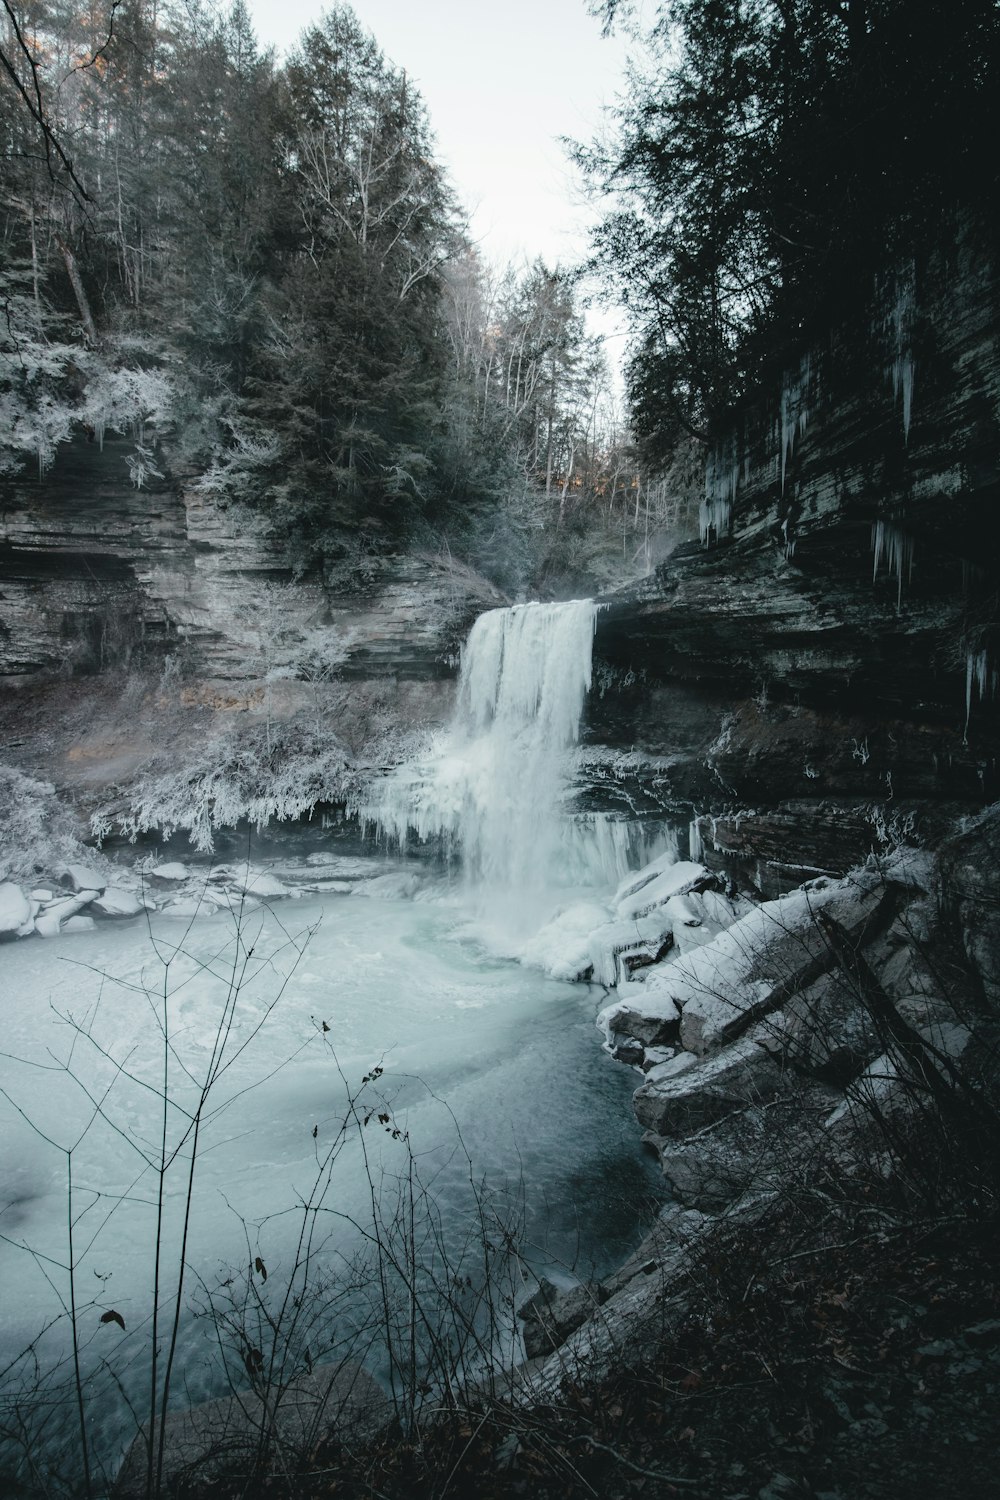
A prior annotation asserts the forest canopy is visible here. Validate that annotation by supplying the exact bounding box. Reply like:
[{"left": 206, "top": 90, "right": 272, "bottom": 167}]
[
  {"left": 0, "top": 0, "right": 690, "bottom": 593},
  {"left": 584, "top": 0, "right": 1000, "bottom": 460}
]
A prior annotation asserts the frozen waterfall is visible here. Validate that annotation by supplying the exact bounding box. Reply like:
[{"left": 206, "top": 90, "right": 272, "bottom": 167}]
[{"left": 364, "top": 600, "right": 668, "bottom": 928}]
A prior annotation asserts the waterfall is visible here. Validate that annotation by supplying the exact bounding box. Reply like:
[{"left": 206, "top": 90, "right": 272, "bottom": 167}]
[{"left": 364, "top": 600, "right": 668, "bottom": 929}]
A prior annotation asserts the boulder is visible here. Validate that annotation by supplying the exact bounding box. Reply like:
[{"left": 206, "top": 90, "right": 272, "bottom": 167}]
[
  {"left": 632, "top": 1032, "right": 787, "bottom": 1137},
  {"left": 0, "top": 882, "right": 31, "bottom": 940},
  {"left": 34, "top": 892, "right": 95, "bottom": 938},
  {"left": 150, "top": 861, "right": 192, "bottom": 883},
  {"left": 241, "top": 871, "right": 290, "bottom": 899},
  {"left": 59, "top": 863, "right": 107, "bottom": 895},
  {"left": 93, "top": 887, "right": 144, "bottom": 919},
  {"left": 656, "top": 873, "right": 892, "bottom": 1056},
  {"left": 62, "top": 914, "right": 96, "bottom": 933},
  {"left": 600, "top": 993, "right": 681, "bottom": 1049},
  {"left": 769, "top": 969, "right": 882, "bottom": 1086}
]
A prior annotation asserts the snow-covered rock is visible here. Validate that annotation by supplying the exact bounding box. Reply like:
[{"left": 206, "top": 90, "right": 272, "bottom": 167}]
[
  {"left": 29, "top": 888, "right": 54, "bottom": 902},
  {"left": 519, "top": 901, "right": 611, "bottom": 980},
  {"left": 159, "top": 897, "right": 212, "bottom": 919},
  {"left": 632, "top": 1032, "right": 785, "bottom": 1137},
  {"left": 630, "top": 874, "right": 884, "bottom": 1056},
  {"left": 587, "top": 914, "right": 672, "bottom": 987},
  {"left": 93, "top": 887, "right": 144, "bottom": 918},
  {"left": 60, "top": 863, "right": 106, "bottom": 894},
  {"left": 615, "top": 860, "right": 710, "bottom": 921},
  {"left": 150, "top": 862, "right": 192, "bottom": 883},
  {"left": 240, "top": 871, "right": 290, "bottom": 899},
  {"left": 0, "top": 882, "right": 31, "bottom": 939},
  {"left": 34, "top": 893, "right": 94, "bottom": 937},
  {"left": 598, "top": 991, "right": 681, "bottom": 1049},
  {"left": 62, "top": 914, "right": 96, "bottom": 933}
]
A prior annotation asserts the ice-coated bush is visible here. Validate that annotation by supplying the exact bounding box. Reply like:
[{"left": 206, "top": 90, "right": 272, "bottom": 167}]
[
  {"left": 0, "top": 765, "right": 96, "bottom": 882},
  {"left": 91, "top": 718, "right": 355, "bottom": 853}
]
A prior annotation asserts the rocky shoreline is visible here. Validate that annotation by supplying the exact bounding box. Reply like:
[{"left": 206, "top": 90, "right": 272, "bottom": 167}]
[{"left": 512, "top": 805, "right": 1000, "bottom": 1393}]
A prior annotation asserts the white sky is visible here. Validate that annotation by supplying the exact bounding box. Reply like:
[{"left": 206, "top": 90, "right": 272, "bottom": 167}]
[{"left": 247, "top": 0, "right": 636, "bottom": 363}]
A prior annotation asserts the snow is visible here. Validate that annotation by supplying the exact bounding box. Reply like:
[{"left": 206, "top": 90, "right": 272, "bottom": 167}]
[
  {"left": 518, "top": 900, "right": 612, "bottom": 980},
  {"left": 93, "top": 888, "right": 144, "bottom": 918},
  {"left": 241, "top": 870, "right": 291, "bottom": 898},
  {"left": 605, "top": 882, "right": 857, "bottom": 1055},
  {"left": 587, "top": 914, "right": 671, "bottom": 987},
  {"left": 615, "top": 861, "right": 708, "bottom": 920},
  {"left": 150, "top": 861, "right": 192, "bottom": 881},
  {"left": 352, "top": 871, "right": 423, "bottom": 901},
  {"left": 34, "top": 893, "right": 95, "bottom": 938},
  {"left": 0, "top": 882, "right": 31, "bottom": 936},
  {"left": 60, "top": 863, "right": 107, "bottom": 894}
]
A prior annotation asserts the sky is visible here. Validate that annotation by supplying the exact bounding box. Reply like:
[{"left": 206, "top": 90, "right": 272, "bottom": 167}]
[{"left": 247, "top": 0, "right": 637, "bottom": 356}]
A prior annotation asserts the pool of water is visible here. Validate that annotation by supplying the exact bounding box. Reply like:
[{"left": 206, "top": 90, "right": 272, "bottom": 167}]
[{"left": 0, "top": 871, "right": 662, "bottom": 1486}]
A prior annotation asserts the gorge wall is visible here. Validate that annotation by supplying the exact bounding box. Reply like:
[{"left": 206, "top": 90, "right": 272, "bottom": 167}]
[
  {"left": 1, "top": 214, "right": 997, "bottom": 882},
  {"left": 588, "top": 214, "right": 999, "bottom": 890}
]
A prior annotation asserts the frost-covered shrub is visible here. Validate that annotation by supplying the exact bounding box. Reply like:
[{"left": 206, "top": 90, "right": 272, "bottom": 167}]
[
  {"left": 0, "top": 766, "right": 95, "bottom": 882},
  {"left": 0, "top": 307, "right": 177, "bottom": 482},
  {"left": 92, "top": 719, "right": 355, "bottom": 853},
  {"left": 195, "top": 417, "right": 283, "bottom": 506}
]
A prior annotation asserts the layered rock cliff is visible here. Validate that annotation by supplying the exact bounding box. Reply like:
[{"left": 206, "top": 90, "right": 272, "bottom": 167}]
[{"left": 587, "top": 217, "right": 999, "bottom": 888}]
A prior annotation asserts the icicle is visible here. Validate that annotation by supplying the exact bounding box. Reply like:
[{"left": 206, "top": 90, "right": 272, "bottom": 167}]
[
  {"left": 688, "top": 817, "right": 703, "bottom": 861},
  {"left": 779, "top": 354, "right": 812, "bottom": 491},
  {"left": 888, "top": 269, "right": 916, "bottom": 443},
  {"left": 964, "top": 646, "right": 998, "bottom": 742},
  {"left": 701, "top": 437, "right": 739, "bottom": 544},
  {"left": 781, "top": 516, "right": 796, "bottom": 560},
  {"left": 872, "top": 519, "right": 915, "bottom": 607}
]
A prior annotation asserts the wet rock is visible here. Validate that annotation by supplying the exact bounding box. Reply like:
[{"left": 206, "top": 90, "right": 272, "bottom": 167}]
[{"left": 632, "top": 1033, "right": 787, "bottom": 1137}]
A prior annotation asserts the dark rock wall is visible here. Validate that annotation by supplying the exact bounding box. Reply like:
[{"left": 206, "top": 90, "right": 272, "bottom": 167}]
[{"left": 588, "top": 216, "right": 999, "bottom": 880}]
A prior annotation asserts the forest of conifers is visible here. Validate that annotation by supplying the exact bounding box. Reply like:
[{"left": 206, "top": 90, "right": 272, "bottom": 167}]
[{"left": 1, "top": 0, "right": 996, "bottom": 591}]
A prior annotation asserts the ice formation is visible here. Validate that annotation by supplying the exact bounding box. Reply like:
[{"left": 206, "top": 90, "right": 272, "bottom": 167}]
[
  {"left": 889, "top": 272, "right": 915, "bottom": 442},
  {"left": 779, "top": 354, "right": 812, "bottom": 492},
  {"left": 871, "top": 518, "right": 915, "bottom": 607},
  {"left": 964, "top": 646, "right": 998, "bottom": 741},
  {"left": 701, "top": 439, "right": 740, "bottom": 544}
]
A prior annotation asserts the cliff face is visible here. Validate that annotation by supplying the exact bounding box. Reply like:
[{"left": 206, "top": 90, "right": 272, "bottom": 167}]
[
  {"left": 588, "top": 217, "right": 999, "bottom": 886},
  {"left": 0, "top": 433, "right": 487, "bottom": 688}
]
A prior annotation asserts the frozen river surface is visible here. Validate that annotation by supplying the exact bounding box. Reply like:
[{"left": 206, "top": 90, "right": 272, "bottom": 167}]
[{"left": 0, "top": 875, "right": 660, "bottom": 1479}]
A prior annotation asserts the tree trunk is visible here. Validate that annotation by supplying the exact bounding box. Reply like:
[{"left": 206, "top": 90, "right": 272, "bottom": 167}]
[{"left": 55, "top": 234, "right": 98, "bottom": 343}]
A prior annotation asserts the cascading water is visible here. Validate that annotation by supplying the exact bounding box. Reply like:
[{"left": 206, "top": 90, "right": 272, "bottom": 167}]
[{"left": 365, "top": 600, "right": 669, "bottom": 935}]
